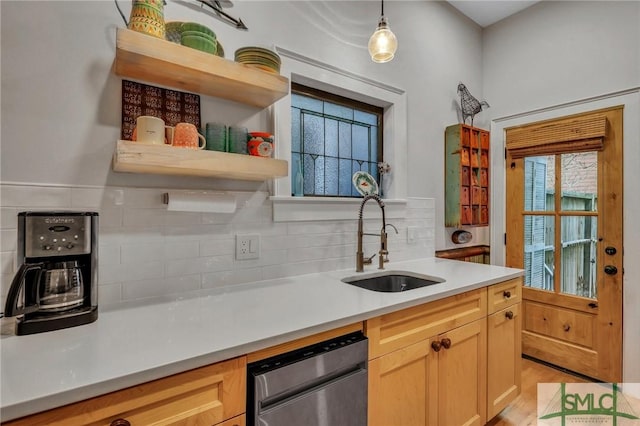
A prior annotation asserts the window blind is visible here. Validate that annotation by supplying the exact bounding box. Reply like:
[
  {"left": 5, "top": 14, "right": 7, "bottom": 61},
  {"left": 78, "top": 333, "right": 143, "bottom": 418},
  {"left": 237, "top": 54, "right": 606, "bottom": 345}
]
[{"left": 506, "top": 116, "right": 608, "bottom": 158}]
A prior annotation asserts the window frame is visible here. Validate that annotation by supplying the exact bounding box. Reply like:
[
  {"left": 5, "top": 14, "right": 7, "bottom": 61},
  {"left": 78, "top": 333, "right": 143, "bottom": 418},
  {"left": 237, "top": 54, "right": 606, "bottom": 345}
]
[
  {"left": 271, "top": 47, "right": 408, "bottom": 222},
  {"left": 291, "top": 82, "right": 384, "bottom": 198}
]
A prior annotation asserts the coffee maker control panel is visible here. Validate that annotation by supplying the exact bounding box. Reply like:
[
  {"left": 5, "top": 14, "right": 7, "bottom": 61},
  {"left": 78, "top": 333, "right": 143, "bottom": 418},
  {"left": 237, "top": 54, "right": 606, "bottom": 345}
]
[{"left": 24, "top": 215, "right": 92, "bottom": 257}]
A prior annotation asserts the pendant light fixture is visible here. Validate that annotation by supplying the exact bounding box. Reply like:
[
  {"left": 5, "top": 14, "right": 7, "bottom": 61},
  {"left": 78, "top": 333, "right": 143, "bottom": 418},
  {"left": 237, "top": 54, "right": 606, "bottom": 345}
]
[{"left": 368, "top": 0, "right": 397, "bottom": 63}]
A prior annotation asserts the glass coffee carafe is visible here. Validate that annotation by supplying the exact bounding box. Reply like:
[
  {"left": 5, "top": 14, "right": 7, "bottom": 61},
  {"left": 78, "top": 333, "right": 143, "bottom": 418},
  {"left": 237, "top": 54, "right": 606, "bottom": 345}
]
[{"left": 39, "top": 261, "right": 84, "bottom": 312}]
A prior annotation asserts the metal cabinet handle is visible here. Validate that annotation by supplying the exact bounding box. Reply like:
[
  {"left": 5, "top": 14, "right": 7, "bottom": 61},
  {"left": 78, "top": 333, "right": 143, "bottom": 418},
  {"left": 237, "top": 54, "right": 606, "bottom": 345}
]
[
  {"left": 110, "top": 419, "right": 131, "bottom": 426},
  {"left": 503, "top": 290, "right": 511, "bottom": 298},
  {"left": 441, "top": 338, "right": 452, "bottom": 349},
  {"left": 431, "top": 340, "right": 442, "bottom": 352},
  {"left": 505, "top": 310, "right": 514, "bottom": 320}
]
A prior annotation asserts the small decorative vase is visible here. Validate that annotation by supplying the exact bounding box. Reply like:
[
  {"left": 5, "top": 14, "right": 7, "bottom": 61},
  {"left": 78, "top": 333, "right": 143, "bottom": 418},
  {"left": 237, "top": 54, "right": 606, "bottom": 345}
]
[{"left": 127, "top": 0, "right": 165, "bottom": 39}]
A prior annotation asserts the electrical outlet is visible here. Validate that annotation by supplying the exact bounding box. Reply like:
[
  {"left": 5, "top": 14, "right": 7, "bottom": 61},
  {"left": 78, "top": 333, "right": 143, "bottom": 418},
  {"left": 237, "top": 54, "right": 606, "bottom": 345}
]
[
  {"left": 236, "top": 234, "right": 260, "bottom": 260},
  {"left": 407, "top": 226, "right": 418, "bottom": 244}
]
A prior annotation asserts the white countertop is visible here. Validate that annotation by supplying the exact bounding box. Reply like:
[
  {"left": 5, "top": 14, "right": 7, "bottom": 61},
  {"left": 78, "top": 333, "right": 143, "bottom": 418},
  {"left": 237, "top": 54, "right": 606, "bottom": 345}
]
[{"left": 0, "top": 257, "right": 522, "bottom": 421}]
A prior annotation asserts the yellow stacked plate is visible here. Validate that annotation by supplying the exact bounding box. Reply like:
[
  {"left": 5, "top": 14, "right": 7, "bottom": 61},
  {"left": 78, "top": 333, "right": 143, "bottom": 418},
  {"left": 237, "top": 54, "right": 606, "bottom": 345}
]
[{"left": 234, "top": 46, "right": 281, "bottom": 74}]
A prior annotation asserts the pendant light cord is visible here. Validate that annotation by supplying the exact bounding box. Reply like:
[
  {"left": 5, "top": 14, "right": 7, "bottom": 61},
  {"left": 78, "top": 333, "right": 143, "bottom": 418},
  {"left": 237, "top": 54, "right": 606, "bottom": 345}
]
[{"left": 381, "top": 0, "right": 384, "bottom": 16}]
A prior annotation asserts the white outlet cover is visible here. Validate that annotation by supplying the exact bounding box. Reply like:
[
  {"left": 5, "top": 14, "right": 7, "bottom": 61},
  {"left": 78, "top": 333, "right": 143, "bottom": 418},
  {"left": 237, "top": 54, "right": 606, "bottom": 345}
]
[
  {"left": 236, "top": 234, "right": 260, "bottom": 260},
  {"left": 407, "top": 226, "right": 418, "bottom": 244}
]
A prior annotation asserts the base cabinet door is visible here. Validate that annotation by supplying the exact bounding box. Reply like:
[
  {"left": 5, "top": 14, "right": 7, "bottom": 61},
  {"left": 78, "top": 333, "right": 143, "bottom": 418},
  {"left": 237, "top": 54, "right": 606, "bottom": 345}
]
[
  {"left": 433, "top": 319, "right": 487, "bottom": 426},
  {"left": 368, "top": 339, "right": 437, "bottom": 426},
  {"left": 4, "top": 357, "right": 247, "bottom": 426},
  {"left": 487, "top": 303, "right": 522, "bottom": 419}
]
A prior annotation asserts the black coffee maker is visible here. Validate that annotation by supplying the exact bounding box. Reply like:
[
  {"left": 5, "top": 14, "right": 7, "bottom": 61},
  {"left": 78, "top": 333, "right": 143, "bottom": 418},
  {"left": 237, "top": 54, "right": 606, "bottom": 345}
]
[{"left": 4, "top": 211, "right": 98, "bottom": 335}]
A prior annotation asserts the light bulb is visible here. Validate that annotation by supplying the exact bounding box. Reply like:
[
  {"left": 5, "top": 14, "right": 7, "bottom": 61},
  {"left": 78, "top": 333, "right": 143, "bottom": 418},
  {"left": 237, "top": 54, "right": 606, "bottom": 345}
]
[{"left": 368, "top": 16, "right": 397, "bottom": 63}]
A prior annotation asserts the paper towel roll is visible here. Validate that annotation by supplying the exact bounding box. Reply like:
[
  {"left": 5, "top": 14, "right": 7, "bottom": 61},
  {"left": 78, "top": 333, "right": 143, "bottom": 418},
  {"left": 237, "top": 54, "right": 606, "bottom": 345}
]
[{"left": 163, "top": 191, "right": 237, "bottom": 213}]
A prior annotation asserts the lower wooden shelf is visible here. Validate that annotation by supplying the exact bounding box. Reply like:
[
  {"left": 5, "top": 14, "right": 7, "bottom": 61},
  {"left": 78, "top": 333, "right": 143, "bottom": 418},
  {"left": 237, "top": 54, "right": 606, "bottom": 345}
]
[{"left": 113, "top": 140, "right": 288, "bottom": 181}]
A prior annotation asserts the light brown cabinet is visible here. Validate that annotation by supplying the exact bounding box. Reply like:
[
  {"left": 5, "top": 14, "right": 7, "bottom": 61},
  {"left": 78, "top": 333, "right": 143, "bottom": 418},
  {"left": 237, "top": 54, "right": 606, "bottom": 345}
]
[
  {"left": 487, "top": 279, "right": 522, "bottom": 419},
  {"left": 434, "top": 319, "right": 487, "bottom": 426},
  {"left": 366, "top": 288, "right": 488, "bottom": 426},
  {"left": 3, "top": 356, "right": 247, "bottom": 426},
  {"left": 369, "top": 339, "right": 437, "bottom": 426},
  {"left": 367, "top": 280, "right": 521, "bottom": 426}
]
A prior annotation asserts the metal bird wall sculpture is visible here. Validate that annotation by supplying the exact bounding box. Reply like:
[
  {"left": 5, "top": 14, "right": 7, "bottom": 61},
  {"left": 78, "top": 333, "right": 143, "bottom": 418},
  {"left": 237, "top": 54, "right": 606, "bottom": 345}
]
[{"left": 457, "top": 83, "right": 490, "bottom": 126}]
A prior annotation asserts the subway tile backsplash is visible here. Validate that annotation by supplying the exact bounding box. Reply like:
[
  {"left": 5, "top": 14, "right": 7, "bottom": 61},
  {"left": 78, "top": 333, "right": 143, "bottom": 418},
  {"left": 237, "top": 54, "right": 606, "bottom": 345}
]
[{"left": 0, "top": 183, "right": 435, "bottom": 309}]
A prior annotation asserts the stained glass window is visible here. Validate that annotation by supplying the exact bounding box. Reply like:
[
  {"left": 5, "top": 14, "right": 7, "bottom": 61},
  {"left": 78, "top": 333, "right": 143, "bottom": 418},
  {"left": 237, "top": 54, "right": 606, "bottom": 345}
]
[{"left": 291, "top": 83, "right": 383, "bottom": 197}]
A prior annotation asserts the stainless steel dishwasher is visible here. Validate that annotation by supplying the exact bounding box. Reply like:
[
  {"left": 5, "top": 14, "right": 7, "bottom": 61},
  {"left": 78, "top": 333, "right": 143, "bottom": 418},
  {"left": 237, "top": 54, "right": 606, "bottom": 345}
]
[{"left": 247, "top": 331, "right": 368, "bottom": 426}]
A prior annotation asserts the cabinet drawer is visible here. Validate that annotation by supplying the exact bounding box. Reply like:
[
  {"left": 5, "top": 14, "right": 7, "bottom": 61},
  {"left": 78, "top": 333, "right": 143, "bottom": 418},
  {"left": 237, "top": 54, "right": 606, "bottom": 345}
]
[
  {"left": 366, "top": 288, "right": 487, "bottom": 359},
  {"left": 480, "top": 169, "right": 488, "bottom": 187},
  {"left": 470, "top": 129, "right": 480, "bottom": 148},
  {"left": 488, "top": 278, "right": 522, "bottom": 314},
  {"left": 480, "top": 206, "right": 489, "bottom": 224},
  {"left": 461, "top": 186, "right": 470, "bottom": 205},
  {"left": 5, "top": 357, "right": 247, "bottom": 426},
  {"left": 462, "top": 166, "right": 471, "bottom": 186},
  {"left": 471, "top": 186, "right": 482, "bottom": 204},
  {"left": 480, "top": 150, "right": 489, "bottom": 167},
  {"left": 462, "top": 206, "right": 473, "bottom": 225},
  {"left": 480, "top": 131, "right": 490, "bottom": 149}
]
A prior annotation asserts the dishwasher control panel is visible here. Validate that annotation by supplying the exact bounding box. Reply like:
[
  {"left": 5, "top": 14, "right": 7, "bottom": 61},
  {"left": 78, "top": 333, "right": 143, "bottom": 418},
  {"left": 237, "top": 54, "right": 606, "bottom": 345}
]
[{"left": 249, "top": 331, "right": 367, "bottom": 375}]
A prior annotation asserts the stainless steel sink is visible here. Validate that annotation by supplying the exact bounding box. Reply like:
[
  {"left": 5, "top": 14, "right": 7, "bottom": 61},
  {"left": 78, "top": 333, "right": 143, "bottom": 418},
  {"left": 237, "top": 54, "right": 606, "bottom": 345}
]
[{"left": 341, "top": 271, "right": 445, "bottom": 292}]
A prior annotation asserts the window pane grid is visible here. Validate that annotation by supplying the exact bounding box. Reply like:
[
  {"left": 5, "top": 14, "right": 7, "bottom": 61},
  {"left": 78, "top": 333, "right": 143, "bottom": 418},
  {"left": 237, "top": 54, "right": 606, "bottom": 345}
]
[
  {"left": 523, "top": 152, "right": 601, "bottom": 298},
  {"left": 291, "top": 90, "right": 382, "bottom": 197}
]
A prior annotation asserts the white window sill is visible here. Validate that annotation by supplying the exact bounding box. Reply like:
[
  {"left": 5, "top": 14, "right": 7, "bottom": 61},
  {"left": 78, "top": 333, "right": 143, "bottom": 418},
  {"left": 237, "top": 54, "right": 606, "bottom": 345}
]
[{"left": 271, "top": 196, "right": 408, "bottom": 222}]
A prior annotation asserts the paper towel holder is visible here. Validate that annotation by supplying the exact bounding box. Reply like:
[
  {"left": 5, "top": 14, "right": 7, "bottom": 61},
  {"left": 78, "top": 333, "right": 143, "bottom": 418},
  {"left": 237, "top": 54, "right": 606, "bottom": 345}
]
[{"left": 162, "top": 191, "right": 237, "bottom": 213}]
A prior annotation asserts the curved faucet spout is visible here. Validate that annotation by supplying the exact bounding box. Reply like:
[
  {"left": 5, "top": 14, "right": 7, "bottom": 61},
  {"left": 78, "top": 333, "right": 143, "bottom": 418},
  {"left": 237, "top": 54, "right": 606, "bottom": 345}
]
[
  {"left": 356, "top": 194, "right": 389, "bottom": 272},
  {"left": 359, "top": 194, "right": 386, "bottom": 222}
]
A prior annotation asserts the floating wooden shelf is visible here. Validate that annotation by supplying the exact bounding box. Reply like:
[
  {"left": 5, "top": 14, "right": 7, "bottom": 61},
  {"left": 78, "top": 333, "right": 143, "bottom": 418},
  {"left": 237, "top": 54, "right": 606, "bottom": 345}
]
[
  {"left": 113, "top": 141, "right": 288, "bottom": 181},
  {"left": 115, "top": 28, "right": 289, "bottom": 108}
]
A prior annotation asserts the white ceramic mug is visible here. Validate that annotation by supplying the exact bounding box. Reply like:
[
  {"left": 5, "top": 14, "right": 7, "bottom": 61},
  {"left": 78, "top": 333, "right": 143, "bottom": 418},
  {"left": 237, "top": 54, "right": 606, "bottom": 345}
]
[{"left": 134, "top": 116, "right": 171, "bottom": 145}]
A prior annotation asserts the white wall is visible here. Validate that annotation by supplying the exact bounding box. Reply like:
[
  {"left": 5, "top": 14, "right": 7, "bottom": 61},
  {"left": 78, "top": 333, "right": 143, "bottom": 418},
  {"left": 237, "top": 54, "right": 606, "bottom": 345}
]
[
  {"left": 0, "top": 1, "right": 482, "bottom": 305},
  {"left": 482, "top": 1, "right": 640, "bottom": 382},
  {"left": 1, "top": 1, "right": 482, "bottom": 247}
]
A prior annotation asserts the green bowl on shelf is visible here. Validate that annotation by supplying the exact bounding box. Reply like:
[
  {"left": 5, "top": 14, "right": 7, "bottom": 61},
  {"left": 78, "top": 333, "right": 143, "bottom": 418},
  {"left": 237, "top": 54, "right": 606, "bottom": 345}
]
[
  {"left": 181, "top": 34, "right": 217, "bottom": 54},
  {"left": 181, "top": 30, "right": 216, "bottom": 44},
  {"left": 180, "top": 22, "right": 216, "bottom": 38}
]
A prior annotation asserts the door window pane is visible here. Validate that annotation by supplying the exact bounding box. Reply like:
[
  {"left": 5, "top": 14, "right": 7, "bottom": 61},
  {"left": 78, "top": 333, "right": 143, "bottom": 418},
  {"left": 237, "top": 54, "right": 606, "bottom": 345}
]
[
  {"left": 524, "top": 215, "right": 555, "bottom": 291},
  {"left": 561, "top": 216, "right": 598, "bottom": 299},
  {"left": 561, "top": 152, "right": 598, "bottom": 212},
  {"left": 524, "top": 156, "right": 554, "bottom": 211}
]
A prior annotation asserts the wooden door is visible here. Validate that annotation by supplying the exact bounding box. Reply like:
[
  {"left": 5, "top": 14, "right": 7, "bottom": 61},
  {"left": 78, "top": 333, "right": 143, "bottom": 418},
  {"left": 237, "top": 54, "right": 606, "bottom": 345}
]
[
  {"left": 434, "top": 319, "right": 487, "bottom": 426},
  {"left": 368, "top": 339, "right": 437, "bottom": 426},
  {"left": 487, "top": 303, "right": 522, "bottom": 419},
  {"left": 505, "top": 107, "right": 623, "bottom": 382}
]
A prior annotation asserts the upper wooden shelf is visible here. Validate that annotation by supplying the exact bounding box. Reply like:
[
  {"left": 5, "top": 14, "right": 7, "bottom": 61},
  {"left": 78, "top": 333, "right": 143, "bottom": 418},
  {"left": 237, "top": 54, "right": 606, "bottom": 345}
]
[
  {"left": 113, "top": 141, "right": 288, "bottom": 181},
  {"left": 115, "top": 28, "right": 289, "bottom": 108}
]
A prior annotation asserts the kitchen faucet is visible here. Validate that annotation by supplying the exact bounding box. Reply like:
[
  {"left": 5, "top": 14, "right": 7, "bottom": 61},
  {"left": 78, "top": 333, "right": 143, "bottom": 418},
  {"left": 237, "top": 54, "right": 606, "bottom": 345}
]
[{"left": 356, "top": 194, "right": 399, "bottom": 272}]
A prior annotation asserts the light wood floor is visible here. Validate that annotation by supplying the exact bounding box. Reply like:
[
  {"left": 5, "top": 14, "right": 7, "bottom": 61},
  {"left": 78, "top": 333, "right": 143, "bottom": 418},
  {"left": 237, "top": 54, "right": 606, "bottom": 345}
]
[{"left": 487, "top": 357, "right": 589, "bottom": 426}]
